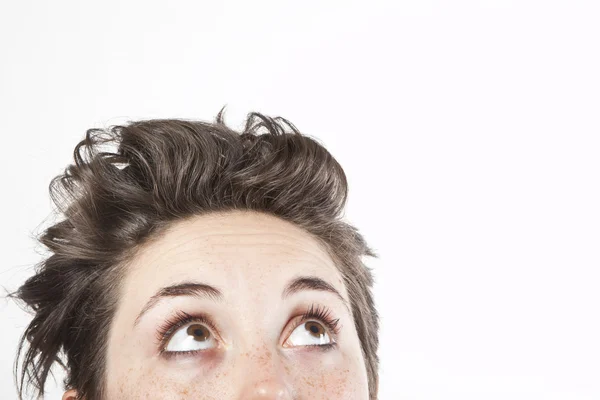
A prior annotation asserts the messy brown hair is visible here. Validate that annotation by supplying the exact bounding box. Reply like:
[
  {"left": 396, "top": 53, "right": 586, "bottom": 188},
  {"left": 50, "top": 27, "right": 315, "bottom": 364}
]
[{"left": 11, "top": 110, "right": 379, "bottom": 399}]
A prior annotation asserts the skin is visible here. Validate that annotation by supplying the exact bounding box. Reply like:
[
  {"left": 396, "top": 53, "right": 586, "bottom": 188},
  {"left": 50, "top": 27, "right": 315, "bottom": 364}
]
[{"left": 63, "top": 210, "right": 369, "bottom": 399}]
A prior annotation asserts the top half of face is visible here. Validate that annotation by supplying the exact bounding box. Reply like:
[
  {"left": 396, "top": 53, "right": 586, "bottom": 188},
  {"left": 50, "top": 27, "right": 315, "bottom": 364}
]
[{"left": 104, "top": 210, "right": 369, "bottom": 400}]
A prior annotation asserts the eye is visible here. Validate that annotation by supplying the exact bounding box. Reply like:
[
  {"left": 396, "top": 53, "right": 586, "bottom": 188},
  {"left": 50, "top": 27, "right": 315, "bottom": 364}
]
[
  {"left": 284, "top": 320, "right": 333, "bottom": 347},
  {"left": 164, "top": 322, "right": 217, "bottom": 352}
]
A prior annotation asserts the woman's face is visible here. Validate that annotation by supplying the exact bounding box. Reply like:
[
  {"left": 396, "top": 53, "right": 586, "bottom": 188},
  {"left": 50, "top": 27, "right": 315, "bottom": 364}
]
[{"left": 99, "top": 210, "right": 369, "bottom": 399}]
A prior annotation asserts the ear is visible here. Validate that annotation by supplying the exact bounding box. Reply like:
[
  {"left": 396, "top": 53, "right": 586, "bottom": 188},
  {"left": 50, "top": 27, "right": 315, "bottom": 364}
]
[{"left": 62, "top": 389, "right": 79, "bottom": 400}]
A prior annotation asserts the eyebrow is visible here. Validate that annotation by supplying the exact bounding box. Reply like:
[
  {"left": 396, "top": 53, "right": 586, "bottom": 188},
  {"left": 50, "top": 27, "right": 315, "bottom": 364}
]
[
  {"left": 283, "top": 276, "right": 350, "bottom": 312},
  {"left": 133, "top": 275, "right": 349, "bottom": 327},
  {"left": 133, "top": 282, "right": 223, "bottom": 327}
]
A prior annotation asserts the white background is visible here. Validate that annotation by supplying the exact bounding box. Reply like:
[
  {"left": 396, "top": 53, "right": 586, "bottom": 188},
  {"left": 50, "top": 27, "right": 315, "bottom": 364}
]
[{"left": 1, "top": 1, "right": 599, "bottom": 399}]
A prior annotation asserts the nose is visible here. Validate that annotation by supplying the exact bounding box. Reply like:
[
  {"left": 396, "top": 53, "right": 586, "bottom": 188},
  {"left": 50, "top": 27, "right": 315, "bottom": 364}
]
[
  {"left": 237, "top": 348, "right": 294, "bottom": 400},
  {"left": 245, "top": 379, "right": 293, "bottom": 399}
]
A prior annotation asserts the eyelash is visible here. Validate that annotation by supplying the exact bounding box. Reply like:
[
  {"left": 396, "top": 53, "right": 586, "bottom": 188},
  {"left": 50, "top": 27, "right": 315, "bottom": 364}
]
[
  {"left": 295, "top": 303, "right": 341, "bottom": 351},
  {"left": 155, "top": 310, "right": 217, "bottom": 356},
  {"left": 299, "top": 303, "right": 341, "bottom": 337},
  {"left": 155, "top": 304, "right": 342, "bottom": 357}
]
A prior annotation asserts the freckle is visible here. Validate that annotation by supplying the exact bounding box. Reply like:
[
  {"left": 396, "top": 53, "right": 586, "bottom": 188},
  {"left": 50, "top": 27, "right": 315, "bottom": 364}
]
[{"left": 303, "top": 375, "right": 315, "bottom": 387}]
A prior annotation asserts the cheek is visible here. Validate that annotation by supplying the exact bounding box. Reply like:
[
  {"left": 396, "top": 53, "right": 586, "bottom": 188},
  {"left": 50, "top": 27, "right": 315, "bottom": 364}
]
[
  {"left": 297, "top": 365, "right": 353, "bottom": 399},
  {"left": 288, "top": 349, "right": 369, "bottom": 399},
  {"left": 106, "top": 323, "right": 232, "bottom": 399},
  {"left": 108, "top": 352, "right": 368, "bottom": 400},
  {"left": 108, "top": 359, "right": 231, "bottom": 400}
]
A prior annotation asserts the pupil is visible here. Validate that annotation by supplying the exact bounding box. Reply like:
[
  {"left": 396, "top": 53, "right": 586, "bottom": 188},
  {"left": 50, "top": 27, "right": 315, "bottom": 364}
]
[
  {"left": 187, "top": 324, "right": 209, "bottom": 341},
  {"left": 306, "top": 322, "right": 322, "bottom": 336}
]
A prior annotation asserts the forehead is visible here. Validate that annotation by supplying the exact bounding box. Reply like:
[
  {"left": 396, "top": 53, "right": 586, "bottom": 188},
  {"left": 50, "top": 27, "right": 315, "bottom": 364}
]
[{"left": 123, "top": 211, "right": 346, "bottom": 299}]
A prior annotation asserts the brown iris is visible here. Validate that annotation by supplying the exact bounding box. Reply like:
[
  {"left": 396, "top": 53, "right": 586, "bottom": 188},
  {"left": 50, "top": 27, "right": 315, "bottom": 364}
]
[
  {"left": 186, "top": 324, "right": 210, "bottom": 341},
  {"left": 305, "top": 321, "right": 326, "bottom": 338}
]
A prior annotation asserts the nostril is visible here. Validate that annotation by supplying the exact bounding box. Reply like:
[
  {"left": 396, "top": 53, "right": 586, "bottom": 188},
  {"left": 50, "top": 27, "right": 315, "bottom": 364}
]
[{"left": 245, "top": 378, "right": 293, "bottom": 399}]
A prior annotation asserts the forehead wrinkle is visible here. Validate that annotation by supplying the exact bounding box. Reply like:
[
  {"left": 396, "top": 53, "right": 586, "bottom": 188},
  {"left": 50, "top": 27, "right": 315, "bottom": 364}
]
[
  {"left": 134, "top": 229, "right": 334, "bottom": 271},
  {"left": 124, "top": 215, "right": 350, "bottom": 301}
]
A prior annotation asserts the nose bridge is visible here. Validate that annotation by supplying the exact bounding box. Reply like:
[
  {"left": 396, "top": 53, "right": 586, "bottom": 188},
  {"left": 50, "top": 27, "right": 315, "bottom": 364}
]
[
  {"left": 236, "top": 341, "right": 293, "bottom": 400},
  {"left": 230, "top": 274, "right": 293, "bottom": 399}
]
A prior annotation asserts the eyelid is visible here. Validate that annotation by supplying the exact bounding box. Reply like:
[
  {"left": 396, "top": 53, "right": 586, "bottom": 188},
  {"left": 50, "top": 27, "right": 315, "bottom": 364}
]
[
  {"left": 156, "top": 304, "right": 341, "bottom": 355},
  {"left": 156, "top": 311, "right": 223, "bottom": 353},
  {"left": 281, "top": 304, "right": 341, "bottom": 347}
]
